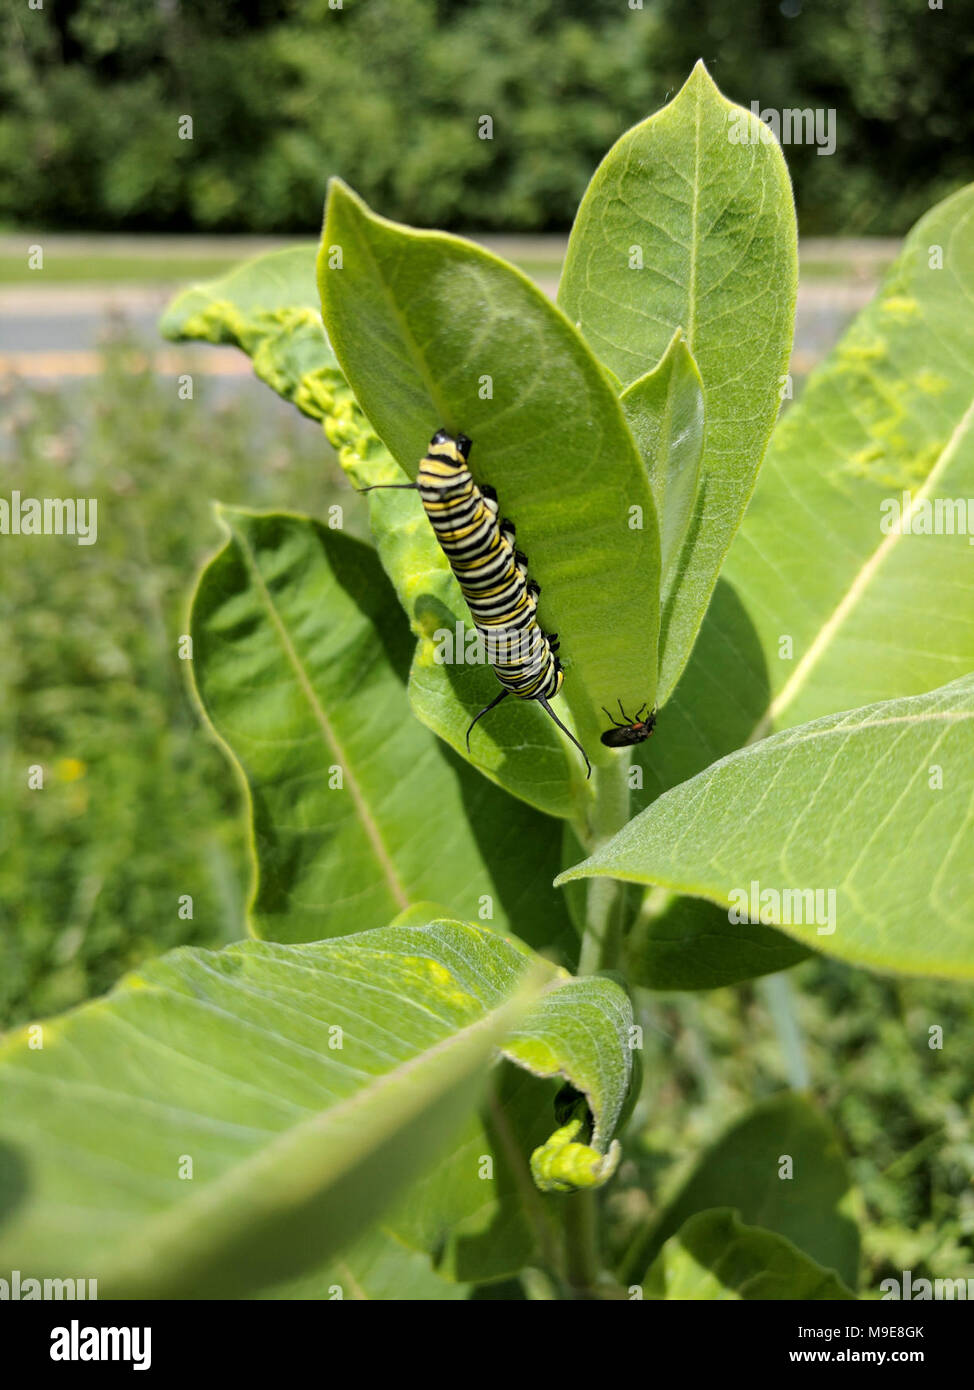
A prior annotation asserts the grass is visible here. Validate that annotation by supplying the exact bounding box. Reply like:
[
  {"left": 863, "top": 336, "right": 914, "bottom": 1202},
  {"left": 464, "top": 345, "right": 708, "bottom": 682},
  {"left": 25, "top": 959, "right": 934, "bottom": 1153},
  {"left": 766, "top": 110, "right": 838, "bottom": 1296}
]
[
  {"left": 508, "top": 259, "right": 564, "bottom": 278},
  {"left": 798, "top": 256, "right": 897, "bottom": 281},
  {"left": 0, "top": 256, "right": 244, "bottom": 285},
  {"left": 0, "top": 241, "right": 891, "bottom": 289},
  {"left": 0, "top": 253, "right": 564, "bottom": 287}
]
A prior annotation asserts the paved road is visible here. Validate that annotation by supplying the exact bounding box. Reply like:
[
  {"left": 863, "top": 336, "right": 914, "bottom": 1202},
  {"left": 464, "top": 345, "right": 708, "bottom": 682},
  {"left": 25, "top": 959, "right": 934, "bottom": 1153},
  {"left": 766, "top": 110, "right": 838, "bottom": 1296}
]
[
  {"left": 0, "top": 279, "right": 878, "bottom": 386},
  {"left": 1, "top": 232, "right": 895, "bottom": 382}
]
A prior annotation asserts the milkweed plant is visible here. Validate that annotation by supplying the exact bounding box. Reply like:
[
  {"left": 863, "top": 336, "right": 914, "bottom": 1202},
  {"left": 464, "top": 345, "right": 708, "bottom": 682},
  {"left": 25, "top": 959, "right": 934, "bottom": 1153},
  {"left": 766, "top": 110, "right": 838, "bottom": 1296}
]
[{"left": 2, "top": 62, "right": 972, "bottom": 1302}]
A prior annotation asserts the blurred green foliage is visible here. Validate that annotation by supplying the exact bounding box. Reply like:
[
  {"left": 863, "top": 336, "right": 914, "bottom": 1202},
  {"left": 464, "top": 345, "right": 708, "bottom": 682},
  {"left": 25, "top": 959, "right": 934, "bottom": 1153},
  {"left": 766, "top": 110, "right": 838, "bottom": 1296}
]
[
  {"left": 0, "top": 343, "right": 353, "bottom": 1023},
  {"left": 613, "top": 964, "right": 974, "bottom": 1294},
  {"left": 653, "top": 0, "right": 974, "bottom": 235},
  {"left": 2, "top": 0, "right": 971, "bottom": 236}
]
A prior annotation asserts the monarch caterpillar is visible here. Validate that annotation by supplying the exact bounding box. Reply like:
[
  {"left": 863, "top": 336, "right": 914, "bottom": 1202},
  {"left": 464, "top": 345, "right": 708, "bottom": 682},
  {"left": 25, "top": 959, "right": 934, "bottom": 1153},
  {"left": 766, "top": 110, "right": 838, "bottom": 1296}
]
[
  {"left": 360, "top": 428, "right": 591, "bottom": 777},
  {"left": 600, "top": 701, "right": 657, "bottom": 748}
]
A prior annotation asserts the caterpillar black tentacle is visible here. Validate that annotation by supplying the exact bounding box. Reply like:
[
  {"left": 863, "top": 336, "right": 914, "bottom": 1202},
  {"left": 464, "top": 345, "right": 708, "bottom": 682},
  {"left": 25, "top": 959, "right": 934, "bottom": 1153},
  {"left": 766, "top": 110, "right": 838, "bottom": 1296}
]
[
  {"left": 536, "top": 694, "right": 591, "bottom": 779},
  {"left": 465, "top": 688, "right": 510, "bottom": 751}
]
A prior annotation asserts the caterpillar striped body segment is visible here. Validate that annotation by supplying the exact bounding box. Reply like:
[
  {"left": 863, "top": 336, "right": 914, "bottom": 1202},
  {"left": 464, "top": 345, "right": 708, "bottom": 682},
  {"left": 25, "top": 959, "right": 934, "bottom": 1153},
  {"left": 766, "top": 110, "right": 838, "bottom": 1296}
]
[{"left": 360, "top": 428, "right": 591, "bottom": 778}]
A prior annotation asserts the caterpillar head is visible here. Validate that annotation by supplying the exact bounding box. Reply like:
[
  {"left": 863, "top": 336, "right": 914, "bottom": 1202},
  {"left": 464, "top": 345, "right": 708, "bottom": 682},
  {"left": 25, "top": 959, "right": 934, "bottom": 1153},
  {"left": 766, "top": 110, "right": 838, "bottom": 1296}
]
[{"left": 429, "top": 428, "right": 472, "bottom": 463}]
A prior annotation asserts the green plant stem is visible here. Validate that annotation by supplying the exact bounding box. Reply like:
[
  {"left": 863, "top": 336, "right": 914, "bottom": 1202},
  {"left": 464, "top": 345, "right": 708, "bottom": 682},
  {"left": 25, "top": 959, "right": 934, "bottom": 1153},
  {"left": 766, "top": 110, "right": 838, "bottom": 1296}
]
[
  {"left": 576, "top": 754, "right": 632, "bottom": 975},
  {"left": 758, "top": 971, "right": 810, "bottom": 1090},
  {"left": 560, "top": 755, "right": 632, "bottom": 1297},
  {"left": 562, "top": 1191, "right": 601, "bottom": 1298},
  {"left": 519, "top": 1267, "right": 560, "bottom": 1300},
  {"left": 487, "top": 1088, "right": 566, "bottom": 1283}
]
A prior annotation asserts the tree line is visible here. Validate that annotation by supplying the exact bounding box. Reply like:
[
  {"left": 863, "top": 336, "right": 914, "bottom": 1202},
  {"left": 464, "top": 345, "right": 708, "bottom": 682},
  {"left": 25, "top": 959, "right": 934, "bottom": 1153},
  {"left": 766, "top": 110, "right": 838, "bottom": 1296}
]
[{"left": 3, "top": 0, "right": 970, "bottom": 235}]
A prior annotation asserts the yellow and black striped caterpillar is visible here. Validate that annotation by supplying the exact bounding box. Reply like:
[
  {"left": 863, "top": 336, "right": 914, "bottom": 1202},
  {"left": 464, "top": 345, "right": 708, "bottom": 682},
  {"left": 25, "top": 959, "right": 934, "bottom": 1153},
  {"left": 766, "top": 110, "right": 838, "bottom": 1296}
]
[{"left": 361, "top": 428, "right": 591, "bottom": 777}]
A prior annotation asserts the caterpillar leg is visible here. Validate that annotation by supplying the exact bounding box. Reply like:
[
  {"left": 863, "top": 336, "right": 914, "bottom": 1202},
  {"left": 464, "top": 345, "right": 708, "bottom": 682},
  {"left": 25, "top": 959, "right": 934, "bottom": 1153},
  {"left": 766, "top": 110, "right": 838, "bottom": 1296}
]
[{"left": 465, "top": 688, "right": 510, "bottom": 752}]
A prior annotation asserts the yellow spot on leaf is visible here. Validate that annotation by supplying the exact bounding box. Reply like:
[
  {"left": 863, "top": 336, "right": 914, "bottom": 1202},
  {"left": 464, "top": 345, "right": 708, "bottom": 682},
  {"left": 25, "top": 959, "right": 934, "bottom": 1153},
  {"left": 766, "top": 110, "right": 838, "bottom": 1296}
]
[
  {"left": 838, "top": 337, "right": 887, "bottom": 364},
  {"left": 402, "top": 956, "right": 478, "bottom": 1012},
  {"left": 914, "top": 369, "right": 950, "bottom": 396},
  {"left": 880, "top": 295, "right": 920, "bottom": 321}
]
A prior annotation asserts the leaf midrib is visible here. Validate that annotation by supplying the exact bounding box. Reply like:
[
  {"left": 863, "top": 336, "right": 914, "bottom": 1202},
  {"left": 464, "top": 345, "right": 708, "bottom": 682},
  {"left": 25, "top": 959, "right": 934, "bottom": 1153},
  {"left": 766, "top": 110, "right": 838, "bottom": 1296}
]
[
  {"left": 94, "top": 978, "right": 539, "bottom": 1293},
  {"left": 231, "top": 518, "right": 410, "bottom": 911},
  {"left": 750, "top": 395, "right": 974, "bottom": 740},
  {"left": 686, "top": 76, "right": 701, "bottom": 351},
  {"left": 341, "top": 199, "right": 457, "bottom": 435}
]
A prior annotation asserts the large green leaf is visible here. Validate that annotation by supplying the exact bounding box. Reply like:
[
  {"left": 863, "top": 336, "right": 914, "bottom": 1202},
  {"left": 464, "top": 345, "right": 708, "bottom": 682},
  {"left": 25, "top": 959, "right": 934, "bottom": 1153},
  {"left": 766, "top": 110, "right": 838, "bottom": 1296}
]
[
  {"left": 191, "top": 507, "right": 574, "bottom": 954},
  {"left": 507, "top": 975, "right": 632, "bottom": 1193},
  {"left": 384, "top": 968, "right": 636, "bottom": 1280},
  {"left": 0, "top": 921, "right": 551, "bottom": 1298},
  {"left": 267, "top": 1060, "right": 582, "bottom": 1286},
  {"left": 259, "top": 1226, "right": 471, "bottom": 1300},
  {"left": 619, "top": 330, "right": 706, "bottom": 633},
  {"left": 559, "top": 61, "right": 797, "bottom": 703},
  {"left": 158, "top": 245, "right": 341, "bottom": 423},
  {"left": 620, "top": 1092, "right": 860, "bottom": 1289},
  {"left": 723, "top": 182, "right": 974, "bottom": 735},
  {"left": 560, "top": 676, "right": 974, "bottom": 980},
  {"left": 376, "top": 1063, "right": 565, "bottom": 1282},
  {"left": 642, "top": 1209, "right": 855, "bottom": 1300},
  {"left": 318, "top": 178, "right": 661, "bottom": 768},
  {"left": 160, "top": 245, "right": 319, "bottom": 329},
  {"left": 0, "top": 921, "right": 635, "bottom": 1296},
  {"left": 290, "top": 972, "right": 636, "bottom": 1285},
  {"left": 624, "top": 892, "right": 809, "bottom": 991}
]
